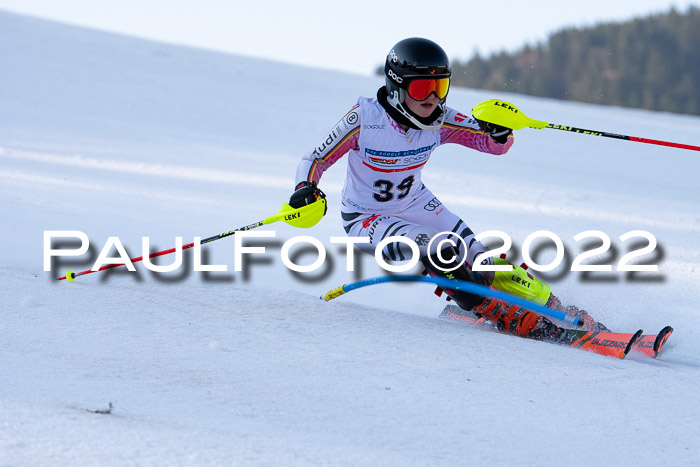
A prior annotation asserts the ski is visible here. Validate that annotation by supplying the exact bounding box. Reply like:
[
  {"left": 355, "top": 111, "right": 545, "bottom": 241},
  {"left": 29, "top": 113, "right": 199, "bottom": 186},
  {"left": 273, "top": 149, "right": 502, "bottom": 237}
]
[
  {"left": 440, "top": 305, "right": 643, "bottom": 359},
  {"left": 562, "top": 328, "right": 643, "bottom": 359},
  {"left": 440, "top": 304, "right": 481, "bottom": 325},
  {"left": 632, "top": 326, "right": 674, "bottom": 358}
]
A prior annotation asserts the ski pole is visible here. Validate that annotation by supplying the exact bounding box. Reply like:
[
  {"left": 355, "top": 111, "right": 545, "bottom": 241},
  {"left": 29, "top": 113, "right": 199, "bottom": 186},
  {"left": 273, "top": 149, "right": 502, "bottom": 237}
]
[
  {"left": 321, "top": 274, "right": 582, "bottom": 326},
  {"left": 472, "top": 99, "right": 700, "bottom": 152},
  {"left": 58, "top": 198, "right": 326, "bottom": 282}
]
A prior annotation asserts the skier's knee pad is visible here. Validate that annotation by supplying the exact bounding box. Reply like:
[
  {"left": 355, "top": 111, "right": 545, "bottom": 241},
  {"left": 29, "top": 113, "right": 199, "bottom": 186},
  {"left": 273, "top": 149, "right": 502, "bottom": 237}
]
[{"left": 490, "top": 258, "right": 551, "bottom": 306}]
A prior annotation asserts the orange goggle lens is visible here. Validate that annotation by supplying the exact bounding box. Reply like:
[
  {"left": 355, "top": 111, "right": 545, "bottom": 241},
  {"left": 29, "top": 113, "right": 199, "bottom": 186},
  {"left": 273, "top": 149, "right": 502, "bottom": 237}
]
[{"left": 407, "top": 78, "right": 450, "bottom": 101}]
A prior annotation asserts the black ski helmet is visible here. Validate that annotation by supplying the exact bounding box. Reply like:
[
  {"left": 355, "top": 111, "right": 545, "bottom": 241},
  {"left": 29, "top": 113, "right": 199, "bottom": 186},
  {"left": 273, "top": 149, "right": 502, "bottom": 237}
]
[{"left": 384, "top": 37, "right": 451, "bottom": 130}]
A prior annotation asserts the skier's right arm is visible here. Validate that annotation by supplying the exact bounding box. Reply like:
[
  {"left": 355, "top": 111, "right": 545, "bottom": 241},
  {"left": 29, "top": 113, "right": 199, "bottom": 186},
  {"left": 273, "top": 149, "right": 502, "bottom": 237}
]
[
  {"left": 289, "top": 105, "right": 361, "bottom": 209},
  {"left": 294, "top": 105, "right": 361, "bottom": 186}
]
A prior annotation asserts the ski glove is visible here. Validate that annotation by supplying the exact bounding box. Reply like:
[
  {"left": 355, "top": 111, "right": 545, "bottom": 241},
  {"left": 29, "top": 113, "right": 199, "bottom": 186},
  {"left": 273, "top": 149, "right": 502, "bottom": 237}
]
[
  {"left": 476, "top": 119, "right": 513, "bottom": 144},
  {"left": 289, "top": 181, "right": 327, "bottom": 214}
]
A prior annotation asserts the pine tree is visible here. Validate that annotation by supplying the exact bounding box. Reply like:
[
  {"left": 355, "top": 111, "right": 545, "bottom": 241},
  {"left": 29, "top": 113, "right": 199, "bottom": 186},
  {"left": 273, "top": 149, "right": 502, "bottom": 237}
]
[{"left": 446, "top": 7, "right": 699, "bottom": 115}]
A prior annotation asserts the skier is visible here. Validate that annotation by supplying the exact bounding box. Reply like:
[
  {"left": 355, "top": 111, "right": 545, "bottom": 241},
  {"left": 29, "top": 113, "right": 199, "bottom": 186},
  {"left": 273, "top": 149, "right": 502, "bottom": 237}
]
[{"left": 289, "top": 37, "right": 608, "bottom": 340}]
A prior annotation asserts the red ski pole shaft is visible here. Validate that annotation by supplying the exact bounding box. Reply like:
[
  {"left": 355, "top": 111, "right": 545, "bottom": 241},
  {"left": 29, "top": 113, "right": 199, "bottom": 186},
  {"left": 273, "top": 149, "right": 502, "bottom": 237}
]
[
  {"left": 57, "top": 220, "right": 265, "bottom": 282},
  {"left": 546, "top": 124, "right": 700, "bottom": 152},
  {"left": 58, "top": 197, "right": 326, "bottom": 282},
  {"left": 471, "top": 100, "right": 700, "bottom": 152},
  {"left": 56, "top": 198, "right": 327, "bottom": 282}
]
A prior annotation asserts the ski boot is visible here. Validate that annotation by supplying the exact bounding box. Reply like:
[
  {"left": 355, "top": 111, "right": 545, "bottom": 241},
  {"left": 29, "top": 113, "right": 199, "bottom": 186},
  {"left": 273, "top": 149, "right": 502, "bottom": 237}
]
[
  {"left": 527, "top": 315, "right": 572, "bottom": 344},
  {"left": 471, "top": 296, "right": 572, "bottom": 343},
  {"left": 471, "top": 296, "right": 539, "bottom": 336}
]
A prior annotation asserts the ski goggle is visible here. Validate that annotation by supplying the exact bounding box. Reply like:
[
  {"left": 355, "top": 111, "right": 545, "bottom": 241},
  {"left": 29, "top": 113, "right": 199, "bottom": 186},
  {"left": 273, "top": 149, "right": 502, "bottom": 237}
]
[{"left": 407, "top": 77, "right": 450, "bottom": 101}]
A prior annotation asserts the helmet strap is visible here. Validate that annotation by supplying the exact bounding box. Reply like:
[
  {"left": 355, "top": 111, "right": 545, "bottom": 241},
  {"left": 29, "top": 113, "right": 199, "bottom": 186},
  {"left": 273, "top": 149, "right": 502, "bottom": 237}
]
[{"left": 387, "top": 88, "right": 446, "bottom": 131}]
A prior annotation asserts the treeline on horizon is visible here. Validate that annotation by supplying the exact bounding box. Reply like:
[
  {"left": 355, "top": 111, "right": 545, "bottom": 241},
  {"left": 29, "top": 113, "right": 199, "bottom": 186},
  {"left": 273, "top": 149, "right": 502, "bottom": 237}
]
[{"left": 449, "top": 7, "right": 699, "bottom": 115}]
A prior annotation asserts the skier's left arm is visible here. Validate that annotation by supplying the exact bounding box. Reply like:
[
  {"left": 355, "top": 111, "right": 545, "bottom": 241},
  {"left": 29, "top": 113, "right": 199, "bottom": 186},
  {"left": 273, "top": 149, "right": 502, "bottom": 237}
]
[{"left": 439, "top": 107, "right": 514, "bottom": 154}]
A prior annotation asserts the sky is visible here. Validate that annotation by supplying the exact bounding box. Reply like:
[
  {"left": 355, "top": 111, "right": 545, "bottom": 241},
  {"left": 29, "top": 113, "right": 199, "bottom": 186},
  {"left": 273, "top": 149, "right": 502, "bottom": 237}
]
[{"left": 1, "top": 0, "right": 698, "bottom": 76}]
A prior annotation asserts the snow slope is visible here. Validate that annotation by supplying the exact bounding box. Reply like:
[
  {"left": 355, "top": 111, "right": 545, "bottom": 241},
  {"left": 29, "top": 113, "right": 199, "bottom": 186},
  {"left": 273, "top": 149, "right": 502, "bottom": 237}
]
[{"left": 2, "top": 10, "right": 700, "bottom": 466}]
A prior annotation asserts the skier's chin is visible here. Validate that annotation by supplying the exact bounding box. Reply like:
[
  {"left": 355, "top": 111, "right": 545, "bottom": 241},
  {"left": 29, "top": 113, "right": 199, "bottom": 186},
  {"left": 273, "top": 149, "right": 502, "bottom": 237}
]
[
  {"left": 412, "top": 104, "right": 436, "bottom": 118},
  {"left": 420, "top": 105, "right": 436, "bottom": 115}
]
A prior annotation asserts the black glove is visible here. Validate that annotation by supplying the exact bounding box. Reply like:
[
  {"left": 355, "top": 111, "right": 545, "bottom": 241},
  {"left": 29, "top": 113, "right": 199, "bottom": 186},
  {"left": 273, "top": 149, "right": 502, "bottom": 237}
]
[
  {"left": 475, "top": 118, "right": 512, "bottom": 144},
  {"left": 289, "top": 181, "right": 327, "bottom": 213}
]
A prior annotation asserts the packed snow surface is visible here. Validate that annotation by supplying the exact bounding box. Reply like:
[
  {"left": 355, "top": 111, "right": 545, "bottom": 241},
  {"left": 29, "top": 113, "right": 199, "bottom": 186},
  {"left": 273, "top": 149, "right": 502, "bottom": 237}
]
[{"left": 1, "top": 10, "right": 699, "bottom": 466}]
